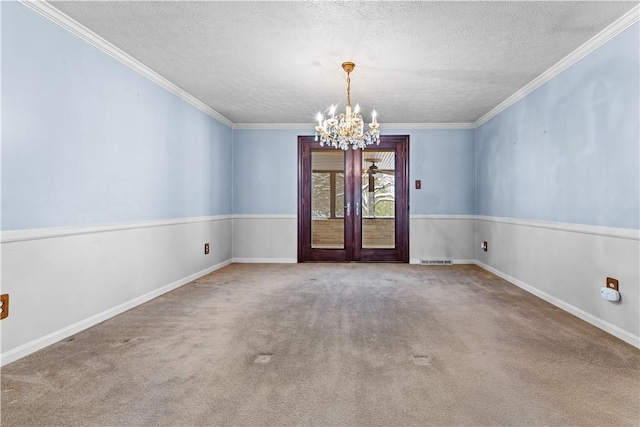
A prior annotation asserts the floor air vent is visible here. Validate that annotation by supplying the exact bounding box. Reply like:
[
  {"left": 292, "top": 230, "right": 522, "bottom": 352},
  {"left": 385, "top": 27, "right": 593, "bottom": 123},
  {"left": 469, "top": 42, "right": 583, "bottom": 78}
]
[{"left": 420, "top": 259, "right": 453, "bottom": 265}]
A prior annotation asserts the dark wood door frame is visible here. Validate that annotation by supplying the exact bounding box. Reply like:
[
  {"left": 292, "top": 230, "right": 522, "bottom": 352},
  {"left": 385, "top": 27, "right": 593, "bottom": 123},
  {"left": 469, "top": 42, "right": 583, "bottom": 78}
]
[
  {"left": 297, "top": 139, "right": 349, "bottom": 262},
  {"left": 298, "top": 135, "right": 409, "bottom": 263}
]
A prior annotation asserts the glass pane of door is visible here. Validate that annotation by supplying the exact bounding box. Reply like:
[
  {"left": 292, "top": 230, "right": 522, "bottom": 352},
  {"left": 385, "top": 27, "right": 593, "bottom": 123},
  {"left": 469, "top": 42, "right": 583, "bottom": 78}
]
[
  {"left": 311, "top": 150, "right": 345, "bottom": 249},
  {"left": 362, "top": 150, "right": 395, "bottom": 248}
]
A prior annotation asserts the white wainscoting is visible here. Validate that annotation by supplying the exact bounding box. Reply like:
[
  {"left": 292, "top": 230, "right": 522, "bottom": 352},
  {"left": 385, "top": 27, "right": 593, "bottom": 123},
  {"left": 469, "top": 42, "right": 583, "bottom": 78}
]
[
  {"left": 232, "top": 215, "right": 298, "bottom": 263},
  {"left": 232, "top": 215, "right": 477, "bottom": 264},
  {"left": 1, "top": 216, "right": 233, "bottom": 365},
  {"left": 409, "top": 215, "right": 476, "bottom": 264},
  {"left": 475, "top": 216, "right": 639, "bottom": 348},
  {"left": 3, "top": 214, "right": 637, "bottom": 365}
]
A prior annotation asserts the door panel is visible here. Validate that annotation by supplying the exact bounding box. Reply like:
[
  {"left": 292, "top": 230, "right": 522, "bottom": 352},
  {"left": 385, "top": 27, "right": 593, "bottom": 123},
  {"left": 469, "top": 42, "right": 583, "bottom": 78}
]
[
  {"left": 298, "top": 143, "right": 349, "bottom": 262},
  {"left": 361, "top": 150, "right": 396, "bottom": 249},
  {"left": 311, "top": 150, "right": 345, "bottom": 249},
  {"left": 298, "top": 135, "right": 409, "bottom": 262}
]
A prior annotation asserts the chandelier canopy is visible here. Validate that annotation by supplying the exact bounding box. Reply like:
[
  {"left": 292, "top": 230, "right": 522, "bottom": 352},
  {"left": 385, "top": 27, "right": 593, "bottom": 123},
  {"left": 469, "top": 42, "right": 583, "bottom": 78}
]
[{"left": 315, "top": 62, "right": 380, "bottom": 150}]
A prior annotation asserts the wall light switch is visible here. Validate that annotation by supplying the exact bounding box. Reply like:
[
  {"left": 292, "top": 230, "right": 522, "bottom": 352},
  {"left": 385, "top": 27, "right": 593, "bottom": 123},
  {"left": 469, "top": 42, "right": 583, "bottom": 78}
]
[{"left": 415, "top": 180, "right": 421, "bottom": 189}]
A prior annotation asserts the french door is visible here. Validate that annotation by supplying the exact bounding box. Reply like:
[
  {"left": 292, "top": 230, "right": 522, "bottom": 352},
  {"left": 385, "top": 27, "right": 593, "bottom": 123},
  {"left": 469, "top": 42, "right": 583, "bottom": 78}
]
[{"left": 298, "top": 135, "right": 409, "bottom": 262}]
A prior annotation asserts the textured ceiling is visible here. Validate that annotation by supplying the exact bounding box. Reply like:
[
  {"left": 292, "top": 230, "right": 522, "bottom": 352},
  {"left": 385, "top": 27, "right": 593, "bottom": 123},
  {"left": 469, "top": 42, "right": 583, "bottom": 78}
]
[{"left": 49, "top": 1, "right": 638, "bottom": 124}]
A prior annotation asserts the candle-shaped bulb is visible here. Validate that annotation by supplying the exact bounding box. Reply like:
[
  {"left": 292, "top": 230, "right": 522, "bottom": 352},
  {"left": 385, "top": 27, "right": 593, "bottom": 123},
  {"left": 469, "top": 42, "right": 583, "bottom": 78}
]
[
  {"left": 316, "top": 112, "right": 323, "bottom": 127},
  {"left": 372, "top": 110, "right": 377, "bottom": 123},
  {"left": 330, "top": 105, "right": 336, "bottom": 117},
  {"left": 354, "top": 103, "right": 360, "bottom": 114}
]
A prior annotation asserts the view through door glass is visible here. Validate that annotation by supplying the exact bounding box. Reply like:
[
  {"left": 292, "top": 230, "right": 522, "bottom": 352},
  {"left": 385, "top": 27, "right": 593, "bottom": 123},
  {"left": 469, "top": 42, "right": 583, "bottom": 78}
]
[
  {"left": 362, "top": 150, "right": 395, "bottom": 249},
  {"left": 311, "top": 150, "right": 345, "bottom": 249}
]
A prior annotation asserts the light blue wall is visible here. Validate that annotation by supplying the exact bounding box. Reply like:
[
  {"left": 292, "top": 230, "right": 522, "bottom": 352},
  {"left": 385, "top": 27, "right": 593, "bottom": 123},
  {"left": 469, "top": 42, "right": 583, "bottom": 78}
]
[
  {"left": 232, "top": 128, "right": 476, "bottom": 215},
  {"left": 5, "top": 2, "right": 636, "bottom": 230},
  {"left": 385, "top": 129, "right": 476, "bottom": 215},
  {"left": 476, "top": 23, "right": 640, "bottom": 229},
  {"left": 232, "top": 129, "right": 302, "bottom": 215},
  {"left": 1, "top": 2, "right": 233, "bottom": 231}
]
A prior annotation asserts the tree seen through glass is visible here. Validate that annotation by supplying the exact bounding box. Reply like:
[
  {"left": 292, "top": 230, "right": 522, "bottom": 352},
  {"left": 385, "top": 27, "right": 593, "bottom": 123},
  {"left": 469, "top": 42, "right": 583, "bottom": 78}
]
[{"left": 312, "top": 172, "right": 394, "bottom": 218}]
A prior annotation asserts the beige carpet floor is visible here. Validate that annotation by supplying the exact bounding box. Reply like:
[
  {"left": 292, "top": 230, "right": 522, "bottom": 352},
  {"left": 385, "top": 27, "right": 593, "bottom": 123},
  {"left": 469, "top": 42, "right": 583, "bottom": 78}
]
[{"left": 1, "top": 263, "right": 639, "bottom": 426}]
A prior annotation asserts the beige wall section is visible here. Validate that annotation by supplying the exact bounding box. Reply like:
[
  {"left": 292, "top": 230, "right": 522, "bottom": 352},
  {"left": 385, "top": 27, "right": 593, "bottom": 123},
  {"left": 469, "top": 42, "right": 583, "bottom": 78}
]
[
  {"left": 312, "top": 218, "right": 395, "bottom": 248},
  {"left": 409, "top": 216, "right": 476, "bottom": 263},
  {"left": 1, "top": 217, "right": 233, "bottom": 365},
  {"left": 311, "top": 219, "right": 345, "bottom": 248},
  {"left": 475, "top": 217, "right": 640, "bottom": 347},
  {"left": 232, "top": 215, "right": 297, "bottom": 262},
  {"left": 362, "top": 218, "right": 395, "bottom": 248}
]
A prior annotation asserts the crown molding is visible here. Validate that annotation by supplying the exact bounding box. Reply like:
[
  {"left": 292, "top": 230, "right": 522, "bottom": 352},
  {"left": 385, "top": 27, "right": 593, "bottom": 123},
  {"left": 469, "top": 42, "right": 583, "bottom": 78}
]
[
  {"left": 232, "top": 122, "right": 475, "bottom": 130},
  {"left": 475, "top": 5, "right": 640, "bottom": 128},
  {"left": 232, "top": 123, "right": 316, "bottom": 130},
  {"left": 381, "top": 123, "right": 475, "bottom": 130},
  {"left": 18, "top": 0, "right": 234, "bottom": 128}
]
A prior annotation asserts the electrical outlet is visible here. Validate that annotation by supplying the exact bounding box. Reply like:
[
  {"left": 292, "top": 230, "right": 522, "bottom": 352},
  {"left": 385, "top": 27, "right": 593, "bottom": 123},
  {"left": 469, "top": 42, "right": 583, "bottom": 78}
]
[
  {"left": 204, "top": 243, "right": 210, "bottom": 255},
  {"left": 0, "top": 294, "right": 9, "bottom": 320},
  {"left": 606, "top": 277, "right": 618, "bottom": 291},
  {"left": 481, "top": 241, "right": 488, "bottom": 252}
]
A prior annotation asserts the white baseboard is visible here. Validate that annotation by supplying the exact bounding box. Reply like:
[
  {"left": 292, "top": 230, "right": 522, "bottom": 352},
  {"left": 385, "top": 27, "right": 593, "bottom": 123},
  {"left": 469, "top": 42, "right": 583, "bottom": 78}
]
[
  {"left": 474, "top": 260, "right": 640, "bottom": 349},
  {"left": 410, "top": 259, "right": 475, "bottom": 265},
  {"left": 232, "top": 258, "right": 297, "bottom": 264},
  {"left": 0, "top": 259, "right": 232, "bottom": 366}
]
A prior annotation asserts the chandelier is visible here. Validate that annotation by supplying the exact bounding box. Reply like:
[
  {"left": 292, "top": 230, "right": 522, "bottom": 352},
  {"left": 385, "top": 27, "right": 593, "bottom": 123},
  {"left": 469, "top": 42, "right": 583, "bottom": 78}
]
[{"left": 315, "top": 62, "right": 380, "bottom": 150}]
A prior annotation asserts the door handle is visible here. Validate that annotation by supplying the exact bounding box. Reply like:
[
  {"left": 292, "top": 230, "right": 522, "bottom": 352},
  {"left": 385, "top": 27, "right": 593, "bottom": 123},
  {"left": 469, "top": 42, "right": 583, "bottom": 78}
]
[
  {"left": 345, "top": 203, "right": 351, "bottom": 216},
  {"left": 355, "top": 201, "right": 360, "bottom": 217}
]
